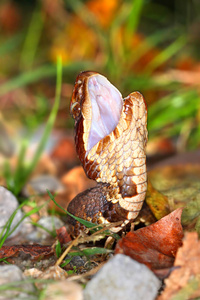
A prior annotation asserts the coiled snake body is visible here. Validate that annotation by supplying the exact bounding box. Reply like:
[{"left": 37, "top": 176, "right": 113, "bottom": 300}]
[{"left": 67, "top": 71, "right": 148, "bottom": 236}]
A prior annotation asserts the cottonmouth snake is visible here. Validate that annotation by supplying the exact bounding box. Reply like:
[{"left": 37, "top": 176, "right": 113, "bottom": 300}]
[{"left": 67, "top": 71, "right": 148, "bottom": 236}]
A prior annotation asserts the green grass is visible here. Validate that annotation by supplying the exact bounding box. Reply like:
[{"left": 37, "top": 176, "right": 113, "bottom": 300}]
[
  {"left": 3, "top": 57, "right": 63, "bottom": 195},
  {"left": 0, "top": 199, "right": 49, "bottom": 249}
]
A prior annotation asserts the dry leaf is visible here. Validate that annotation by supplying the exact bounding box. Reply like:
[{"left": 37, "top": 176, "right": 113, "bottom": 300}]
[
  {"left": 115, "top": 208, "right": 183, "bottom": 270},
  {"left": 51, "top": 137, "right": 77, "bottom": 163},
  {"left": 158, "top": 232, "right": 200, "bottom": 300},
  {"left": 87, "top": 0, "right": 118, "bottom": 27},
  {"left": 61, "top": 166, "right": 96, "bottom": 205},
  {"left": 56, "top": 226, "right": 72, "bottom": 244},
  {"left": 146, "top": 179, "right": 170, "bottom": 220},
  {"left": 0, "top": 244, "right": 53, "bottom": 260}
]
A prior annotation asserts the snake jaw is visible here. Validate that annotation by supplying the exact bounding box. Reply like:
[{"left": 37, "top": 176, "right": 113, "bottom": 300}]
[
  {"left": 87, "top": 74, "right": 123, "bottom": 151},
  {"left": 70, "top": 71, "right": 123, "bottom": 153}
]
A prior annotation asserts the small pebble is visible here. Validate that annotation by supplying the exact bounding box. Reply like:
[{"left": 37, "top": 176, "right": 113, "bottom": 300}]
[{"left": 69, "top": 255, "right": 86, "bottom": 268}]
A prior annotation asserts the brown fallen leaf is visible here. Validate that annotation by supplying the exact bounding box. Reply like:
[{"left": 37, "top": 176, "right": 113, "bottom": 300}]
[
  {"left": 51, "top": 137, "right": 77, "bottom": 162},
  {"left": 51, "top": 137, "right": 78, "bottom": 175},
  {"left": 115, "top": 208, "right": 183, "bottom": 271},
  {"left": 146, "top": 179, "right": 170, "bottom": 220},
  {"left": 158, "top": 232, "right": 200, "bottom": 300},
  {"left": 0, "top": 244, "right": 53, "bottom": 260},
  {"left": 56, "top": 226, "right": 72, "bottom": 245},
  {"left": 61, "top": 166, "right": 96, "bottom": 206},
  {"left": 146, "top": 137, "right": 175, "bottom": 157}
]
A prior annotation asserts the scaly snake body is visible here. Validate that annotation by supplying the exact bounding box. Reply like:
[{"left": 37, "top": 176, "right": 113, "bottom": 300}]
[{"left": 67, "top": 71, "right": 148, "bottom": 236}]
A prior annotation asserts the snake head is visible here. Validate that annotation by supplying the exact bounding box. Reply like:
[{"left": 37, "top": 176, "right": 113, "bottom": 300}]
[{"left": 70, "top": 71, "right": 123, "bottom": 154}]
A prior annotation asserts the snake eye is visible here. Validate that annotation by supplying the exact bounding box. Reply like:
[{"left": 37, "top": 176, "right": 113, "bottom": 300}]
[{"left": 70, "top": 102, "right": 81, "bottom": 119}]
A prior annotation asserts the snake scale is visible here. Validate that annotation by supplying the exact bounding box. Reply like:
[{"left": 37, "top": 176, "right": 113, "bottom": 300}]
[{"left": 67, "top": 71, "right": 148, "bottom": 236}]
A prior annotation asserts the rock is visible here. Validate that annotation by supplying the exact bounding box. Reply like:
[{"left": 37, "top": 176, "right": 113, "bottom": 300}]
[
  {"left": 43, "top": 280, "right": 83, "bottom": 300},
  {"left": 23, "top": 174, "right": 64, "bottom": 197},
  {"left": 38, "top": 216, "right": 64, "bottom": 232},
  {"left": 0, "top": 186, "right": 23, "bottom": 238},
  {"left": 0, "top": 265, "right": 36, "bottom": 300},
  {"left": 69, "top": 255, "right": 85, "bottom": 268},
  {"left": 27, "top": 216, "right": 64, "bottom": 242},
  {"left": 84, "top": 254, "right": 161, "bottom": 300},
  {"left": 0, "top": 121, "right": 15, "bottom": 157}
]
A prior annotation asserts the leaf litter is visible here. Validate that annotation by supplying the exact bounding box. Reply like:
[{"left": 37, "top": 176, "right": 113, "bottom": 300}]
[
  {"left": 157, "top": 232, "right": 200, "bottom": 300},
  {"left": 1, "top": 139, "right": 200, "bottom": 298},
  {"left": 115, "top": 208, "right": 183, "bottom": 273}
]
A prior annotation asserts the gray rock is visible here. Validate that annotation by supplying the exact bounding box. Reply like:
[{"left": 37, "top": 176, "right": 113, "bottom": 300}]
[
  {"left": 0, "top": 121, "right": 15, "bottom": 157},
  {"left": 43, "top": 281, "right": 83, "bottom": 300},
  {"left": 0, "top": 265, "right": 36, "bottom": 300},
  {"left": 0, "top": 186, "right": 23, "bottom": 238},
  {"left": 38, "top": 216, "right": 64, "bottom": 233},
  {"left": 69, "top": 255, "right": 86, "bottom": 268},
  {"left": 84, "top": 254, "right": 161, "bottom": 300},
  {"left": 39, "top": 215, "right": 63, "bottom": 228},
  {"left": 23, "top": 174, "right": 64, "bottom": 197},
  {"left": 28, "top": 216, "right": 64, "bottom": 241},
  {"left": 0, "top": 265, "right": 23, "bottom": 285}
]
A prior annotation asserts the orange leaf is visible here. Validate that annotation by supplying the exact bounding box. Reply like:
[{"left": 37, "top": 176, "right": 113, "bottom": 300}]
[
  {"left": 158, "top": 232, "right": 200, "bottom": 300},
  {"left": 56, "top": 226, "right": 71, "bottom": 245},
  {"left": 146, "top": 179, "right": 170, "bottom": 220},
  {"left": 0, "top": 244, "right": 53, "bottom": 260},
  {"left": 87, "top": 0, "right": 119, "bottom": 27},
  {"left": 115, "top": 208, "right": 183, "bottom": 270}
]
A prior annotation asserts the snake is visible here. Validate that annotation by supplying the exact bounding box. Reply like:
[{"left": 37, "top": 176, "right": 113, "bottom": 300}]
[{"left": 67, "top": 71, "right": 148, "bottom": 236}]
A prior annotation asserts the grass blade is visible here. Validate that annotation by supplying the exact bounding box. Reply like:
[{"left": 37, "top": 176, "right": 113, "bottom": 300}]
[
  {"left": 12, "top": 57, "right": 62, "bottom": 195},
  {"left": 0, "top": 200, "right": 49, "bottom": 248},
  {"left": 0, "top": 61, "right": 92, "bottom": 96},
  {"left": 69, "top": 247, "right": 113, "bottom": 257},
  {"left": 144, "top": 35, "right": 186, "bottom": 74},
  {"left": 19, "top": 4, "right": 44, "bottom": 70},
  {"left": 126, "top": 0, "right": 145, "bottom": 34},
  {"left": 0, "top": 33, "right": 23, "bottom": 56}
]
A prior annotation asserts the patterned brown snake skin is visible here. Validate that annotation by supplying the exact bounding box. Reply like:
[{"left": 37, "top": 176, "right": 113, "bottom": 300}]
[{"left": 67, "top": 71, "right": 148, "bottom": 236}]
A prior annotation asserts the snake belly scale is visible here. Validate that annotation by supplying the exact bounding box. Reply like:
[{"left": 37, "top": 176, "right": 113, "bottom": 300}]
[{"left": 67, "top": 71, "right": 148, "bottom": 236}]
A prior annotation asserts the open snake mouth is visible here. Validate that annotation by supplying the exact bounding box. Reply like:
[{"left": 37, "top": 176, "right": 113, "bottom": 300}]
[
  {"left": 87, "top": 74, "right": 123, "bottom": 151},
  {"left": 68, "top": 71, "right": 148, "bottom": 236}
]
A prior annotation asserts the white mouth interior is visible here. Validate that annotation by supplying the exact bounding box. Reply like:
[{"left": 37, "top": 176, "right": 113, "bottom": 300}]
[{"left": 87, "top": 74, "right": 123, "bottom": 151}]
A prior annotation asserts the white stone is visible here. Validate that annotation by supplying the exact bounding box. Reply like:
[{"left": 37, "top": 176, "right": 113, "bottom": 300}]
[
  {"left": 0, "top": 186, "right": 23, "bottom": 238},
  {"left": 28, "top": 216, "right": 64, "bottom": 242},
  {"left": 84, "top": 254, "right": 161, "bottom": 300},
  {"left": 43, "top": 281, "right": 83, "bottom": 300},
  {"left": 0, "top": 265, "right": 36, "bottom": 300}
]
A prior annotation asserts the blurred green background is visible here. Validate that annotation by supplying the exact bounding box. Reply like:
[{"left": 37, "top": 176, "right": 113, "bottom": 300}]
[{"left": 0, "top": 0, "right": 200, "bottom": 158}]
